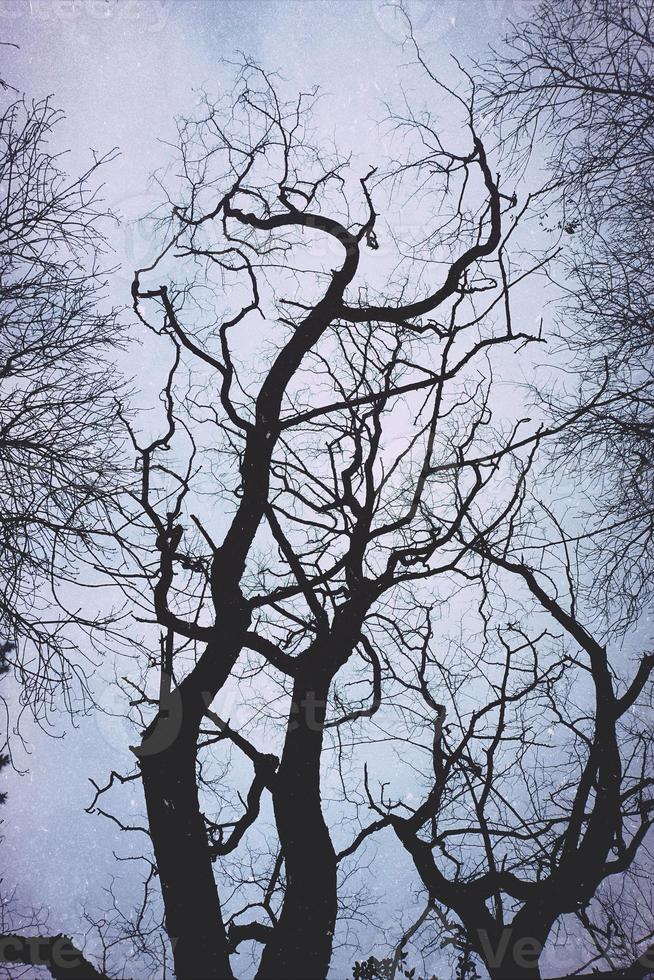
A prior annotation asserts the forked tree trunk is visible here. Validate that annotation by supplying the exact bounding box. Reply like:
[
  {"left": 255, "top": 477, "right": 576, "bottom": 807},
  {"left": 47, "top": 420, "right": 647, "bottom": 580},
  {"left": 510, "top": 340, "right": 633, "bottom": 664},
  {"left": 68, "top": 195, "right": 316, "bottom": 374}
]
[
  {"left": 477, "top": 922, "right": 546, "bottom": 980},
  {"left": 488, "top": 949, "right": 542, "bottom": 980},
  {"left": 256, "top": 666, "right": 337, "bottom": 980}
]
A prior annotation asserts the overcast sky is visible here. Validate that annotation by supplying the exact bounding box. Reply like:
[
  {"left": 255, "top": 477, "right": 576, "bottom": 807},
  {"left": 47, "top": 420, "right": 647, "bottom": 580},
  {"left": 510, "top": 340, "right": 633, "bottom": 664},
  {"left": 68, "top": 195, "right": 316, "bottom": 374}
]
[{"left": 1, "top": 3, "right": 570, "bottom": 978}]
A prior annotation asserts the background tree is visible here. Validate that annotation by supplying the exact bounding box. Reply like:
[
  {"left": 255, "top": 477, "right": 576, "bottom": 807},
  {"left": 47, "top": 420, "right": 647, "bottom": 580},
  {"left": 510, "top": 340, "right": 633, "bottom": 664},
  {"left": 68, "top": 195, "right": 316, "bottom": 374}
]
[
  {"left": 0, "top": 91, "right": 123, "bottom": 722},
  {"left": 0, "top": 76, "right": 123, "bottom": 980},
  {"left": 339, "top": 8, "right": 654, "bottom": 975},
  {"left": 338, "top": 6, "right": 654, "bottom": 975},
  {"left": 359, "top": 486, "right": 654, "bottom": 980},
  {"left": 481, "top": 0, "right": 654, "bottom": 631}
]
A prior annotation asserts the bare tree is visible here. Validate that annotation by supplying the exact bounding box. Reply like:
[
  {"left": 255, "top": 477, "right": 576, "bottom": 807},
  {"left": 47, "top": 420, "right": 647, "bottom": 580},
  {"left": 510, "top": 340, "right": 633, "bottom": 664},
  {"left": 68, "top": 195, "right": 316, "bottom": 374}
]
[
  {"left": 93, "top": 59, "right": 540, "bottom": 980},
  {"left": 3, "top": 33, "right": 651, "bottom": 980},
  {"left": 0, "top": 93, "right": 123, "bottom": 720},
  {"left": 480, "top": 0, "right": 654, "bottom": 631},
  {"left": 358, "top": 477, "right": 654, "bottom": 978},
  {"left": 360, "top": 12, "right": 654, "bottom": 971}
]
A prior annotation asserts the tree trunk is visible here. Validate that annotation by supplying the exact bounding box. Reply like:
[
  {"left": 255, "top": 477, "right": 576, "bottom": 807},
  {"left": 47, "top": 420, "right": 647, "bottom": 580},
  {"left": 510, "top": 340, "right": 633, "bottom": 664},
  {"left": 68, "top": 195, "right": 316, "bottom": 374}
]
[
  {"left": 256, "top": 666, "right": 337, "bottom": 980},
  {"left": 490, "top": 959, "right": 542, "bottom": 980},
  {"left": 139, "top": 703, "right": 234, "bottom": 980},
  {"left": 135, "top": 601, "right": 251, "bottom": 980},
  {"left": 478, "top": 925, "right": 544, "bottom": 980}
]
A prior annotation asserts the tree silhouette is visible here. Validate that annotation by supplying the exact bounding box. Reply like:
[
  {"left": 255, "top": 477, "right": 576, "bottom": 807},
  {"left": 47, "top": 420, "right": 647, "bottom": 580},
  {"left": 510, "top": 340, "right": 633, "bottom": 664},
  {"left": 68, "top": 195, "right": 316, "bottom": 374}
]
[
  {"left": 105, "top": 59, "right": 540, "bottom": 980},
  {"left": 0, "top": 93, "right": 122, "bottom": 721},
  {"left": 357, "top": 491, "right": 654, "bottom": 979},
  {"left": 0, "top": 18, "right": 652, "bottom": 980},
  {"left": 0, "top": 73, "right": 121, "bottom": 980},
  {"left": 481, "top": 0, "right": 654, "bottom": 632}
]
